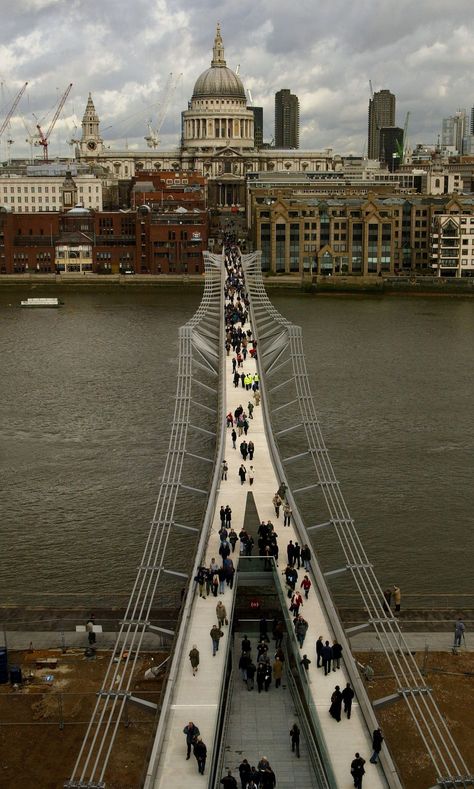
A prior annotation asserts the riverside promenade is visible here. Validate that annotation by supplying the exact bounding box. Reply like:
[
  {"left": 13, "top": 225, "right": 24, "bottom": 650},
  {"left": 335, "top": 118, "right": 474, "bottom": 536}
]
[{"left": 146, "top": 253, "right": 392, "bottom": 789}]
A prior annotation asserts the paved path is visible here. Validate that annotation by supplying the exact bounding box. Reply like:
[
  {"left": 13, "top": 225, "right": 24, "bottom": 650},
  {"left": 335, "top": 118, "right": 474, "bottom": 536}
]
[
  {"left": 149, "top": 265, "right": 393, "bottom": 789},
  {"left": 223, "top": 631, "right": 315, "bottom": 788}
]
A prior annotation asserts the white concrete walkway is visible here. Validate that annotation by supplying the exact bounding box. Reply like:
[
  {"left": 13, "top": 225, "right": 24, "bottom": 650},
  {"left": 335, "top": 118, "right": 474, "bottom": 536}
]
[{"left": 153, "top": 277, "right": 389, "bottom": 787}]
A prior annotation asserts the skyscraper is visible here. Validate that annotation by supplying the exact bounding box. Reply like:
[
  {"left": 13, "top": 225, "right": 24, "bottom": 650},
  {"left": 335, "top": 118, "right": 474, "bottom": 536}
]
[
  {"left": 251, "top": 106, "right": 264, "bottom": 149},
  {"left": 275, "top": 89, "right": 299, "bottom": 149},
  {"left": 368, "top": 89, "right": 396, "bottom": 160},
  {"left": 441, "top": 110, "right": 466, "bottom": 154}
]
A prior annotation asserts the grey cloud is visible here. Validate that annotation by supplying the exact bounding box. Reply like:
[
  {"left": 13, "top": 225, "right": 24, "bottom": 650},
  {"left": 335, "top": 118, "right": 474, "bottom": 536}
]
[{"left": 1, "top": 0, "right": 474, "bottom": 157}]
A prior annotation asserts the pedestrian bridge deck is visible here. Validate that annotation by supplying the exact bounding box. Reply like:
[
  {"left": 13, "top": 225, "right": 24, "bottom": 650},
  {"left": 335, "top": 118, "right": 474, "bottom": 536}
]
[{"left": 149, "top": 263, "right": 389, "bottom": 788}]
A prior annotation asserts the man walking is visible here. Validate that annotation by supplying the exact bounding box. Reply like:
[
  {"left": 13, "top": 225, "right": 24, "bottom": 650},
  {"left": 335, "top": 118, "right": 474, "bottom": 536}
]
[
  {"left": 350, "top": 753, "right": 366, "bottom": 788},
  {"left": 321, "top": 640, "right": 332, "bottom": 675},
  {"left": 210, "top": 624, "right": 224, "bottom": 656},
  {"left": 290, "top": 723, "right": 300, "bottom": 757},
  {"left": 316, "top": 635, "right": 324, "bottom": 668},
  {"left": 454, "top": 618, "right": 465, "bottom": 647},
  {"left": 342, "top": 682, "right": 355, "bottom": 719},
  {"left": 183, "top": 721, "right": 200, "bottom": 759},
  {"left": 193, "top": 736, "right": 207, "bottom": 774}
]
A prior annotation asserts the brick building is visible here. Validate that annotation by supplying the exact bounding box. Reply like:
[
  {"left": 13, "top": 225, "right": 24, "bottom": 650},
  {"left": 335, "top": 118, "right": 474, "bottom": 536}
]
[{"left": 0, "top": 204, "right": 208, "bottom": 275}]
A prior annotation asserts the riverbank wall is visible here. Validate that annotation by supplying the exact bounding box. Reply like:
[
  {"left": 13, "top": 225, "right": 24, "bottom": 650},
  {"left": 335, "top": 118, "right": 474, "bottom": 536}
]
[{"left": 0, "top": 272, "right": 473, "bottom": 295}]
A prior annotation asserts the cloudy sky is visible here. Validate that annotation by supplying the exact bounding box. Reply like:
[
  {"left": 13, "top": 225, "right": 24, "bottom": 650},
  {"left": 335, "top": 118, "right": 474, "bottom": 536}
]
[{"left": 1, "top": 0, "right": 473, "bottom": 160}]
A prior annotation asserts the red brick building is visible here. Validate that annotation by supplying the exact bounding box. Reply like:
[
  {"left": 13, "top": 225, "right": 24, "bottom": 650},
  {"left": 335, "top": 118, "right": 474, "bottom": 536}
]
[{"left": 0, "top": 203, "right": 209, "bottom": 275}]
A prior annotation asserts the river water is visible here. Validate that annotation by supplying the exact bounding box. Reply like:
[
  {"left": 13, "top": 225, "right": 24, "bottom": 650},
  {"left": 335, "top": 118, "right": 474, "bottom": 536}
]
[{"left": 0, "top": 286, "right": 472, "bottom": 608}]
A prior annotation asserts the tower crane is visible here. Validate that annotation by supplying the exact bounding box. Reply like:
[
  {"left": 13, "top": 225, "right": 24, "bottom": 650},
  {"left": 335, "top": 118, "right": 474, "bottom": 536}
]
[
  {"left": 0, "top": 81, "right": 28, "bottom": 138},
  {"left": 145, "top": 73, "right": 182, "bottom": 149},
  {"left": 36, "top": 83, "right": 73, "bottom": 161}
]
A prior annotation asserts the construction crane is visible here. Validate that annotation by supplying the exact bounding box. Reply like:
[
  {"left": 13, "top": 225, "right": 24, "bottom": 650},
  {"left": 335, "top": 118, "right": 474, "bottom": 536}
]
[
  {"left": 145, "top": 73, "right": 182, "bottom": 149},
  {"left": 36, "top": 82, "right": 73, "bottom": 161},
  {"left": 0, "top": 81, "right": 28, "bottom": 138}
]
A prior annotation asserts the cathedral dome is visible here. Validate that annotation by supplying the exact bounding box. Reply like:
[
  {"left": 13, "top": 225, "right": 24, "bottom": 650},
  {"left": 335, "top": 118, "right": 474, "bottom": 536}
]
[
  {"left": 193, "top": 67, "right": 246, "bottom": 100},
  {"left": 192, "top": 24, "right": 246, "bottom": 101}
]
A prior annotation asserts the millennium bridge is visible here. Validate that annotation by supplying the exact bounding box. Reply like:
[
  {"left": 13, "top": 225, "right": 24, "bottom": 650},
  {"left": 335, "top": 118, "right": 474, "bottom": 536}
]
[{"left": 65, "top": 251, "right": 473, "bottom": 789}]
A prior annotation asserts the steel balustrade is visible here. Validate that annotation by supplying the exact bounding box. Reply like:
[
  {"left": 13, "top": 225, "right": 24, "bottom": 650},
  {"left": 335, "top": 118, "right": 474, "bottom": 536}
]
[
  {"left": 66, "top": 252, "right": 225, "bottom": 789},
  {"left": 242, "top": 251, "right": 473, "bottom": 788}
]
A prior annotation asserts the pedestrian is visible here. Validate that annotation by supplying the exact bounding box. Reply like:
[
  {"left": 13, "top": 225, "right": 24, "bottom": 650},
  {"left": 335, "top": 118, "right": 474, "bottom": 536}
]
[
  {"left": 86, "top": 618, "right": 96, "bottom": 645},
  {"left": 321, "top": 640, "right": 332, "bottom": 675},
  {"left": 301, "top": 575, "right": 311, "bottom": 599},
  {"left": 342, "top": 682, "right": 355, "bottom": 719},
  {"left": 231, "top": 428, "right": 237, "bottom": 449},
  {"left": 229, "top": 528, "right": 238, "bottom": 552},
  {"left": 454, "top": 618, "right": 465, "bottom": 647},
  {"left": 274, "top": 620, "right": 284, "bottom": 649},
  {"left": 392, "top": 585, "right": 401, "bottom": 614},
  {"left": 221, "top": 460, "right": 228, "bottom": 480},
  {"left": 238, "top": 759, "right": 251, "bottom": 789},
  {"left": 183, "top": 721, "right": 200, "bottom": 759},
  {"left": 193, "top": 736, "right": 207, "bottom": 774},
  {"left": 216, "top": 601, "right": 227, "bottom": 627},
  {"left": 287, "top": 540, "right": 295, "bottom": 566},
  {"left": 293, "top": 541, "right": 301, "bottom": 569},
  {"left": 238, "top": 464, "right": 247, "bottom": 484},
  {"left": 290, "top": 723, "right": 300, "bottom": 757},
  {"left": 240, "top": 440, "right": 248, "bottom": 460},
  {"left": 254, "top": 390, "right": 260, "bottom": 406},
  {"left": 248, "top": 440, "right": 255, "bottom": 460},
  {"left": 249, "top": 465, "right": 255, "bottom": 486},
  {"left": 283, "top": 502, "right": 292, "bottom": 526},
  {"left": 301, "top": 544, "right": 311, "bottom": 570},
  {"left": 272, "top": 656, "right": 283, "bottom": 688},
  {"left": 220, "top": 769, "right": 238, "bottom": 788},
  {"left": 316, "top": 635, "right": 324, "bottom": 668},
  {"left": 189, "top": 645, "right": 200, "bottom": 676},
  {"left": 332, "top": 639, "right": 343, "bottom": 671},
  {"left": 225, "top": 505, "right": 232, "bottom": 526},
  {"left": 273, "top": 493, "right": 282, "bottom": 517},
  {"left": 370, "top": 728, "right": 384, "bottom": 764},
  {"left": 290, "top": 591, "right": 303, "bottom": 617},
  {"left": 256, "top": 662, "right": 266, "bottom": 693},
  {"left": 295, "top": 616, "right": 308, "bottom": 648},
  {"left": 350, "top": 753, "right": 366, "bottom": 788},
  {"left": 210, "top": 624, "right": 224, "bottom": 656},
  {"left": 246, "top": 659, "right": 256, "bottom": 691},
  {"left": 300, "top": 654, "right": 311, "bottom": 671},
  {"left": 264, "top": 662, "right": 272, "bottom": 691},
  {"left": 247, "top": 400, "right": 254, "bottom": 419},
  {"left": 383, "top": 587, "right": 392, "bottom": 613},
  {"left": 329, "top": 685, "right": 342, "bottom": 722}
]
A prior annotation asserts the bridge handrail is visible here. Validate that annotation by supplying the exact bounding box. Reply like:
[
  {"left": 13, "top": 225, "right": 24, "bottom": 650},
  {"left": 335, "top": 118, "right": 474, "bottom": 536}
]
[
  {"left": 67, "top": 252, "right": 224, "bottom": 788},
  {"left": 242, "top": 250, "right": 473, "bottom": 787},
  {"left": 143, "top": 251, "right": 228, "bottom": 788}
]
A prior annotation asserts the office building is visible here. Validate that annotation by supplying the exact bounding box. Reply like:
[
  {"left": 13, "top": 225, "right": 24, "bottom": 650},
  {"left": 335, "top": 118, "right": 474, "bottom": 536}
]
[
  {"left": 379, "top": 127, "right": 404, "bottom": 171},
  {"left": 251, "top": 107, "right": 264, "bottom": 149},
  {"left": 441, "top": 110, "right": 466, "bottom": 154},
  {"left": 274, "top": 89, "right": 300, "bottom": 149},
  {"left": 368, "top": 89, "right": 396, "bottom": 160}
]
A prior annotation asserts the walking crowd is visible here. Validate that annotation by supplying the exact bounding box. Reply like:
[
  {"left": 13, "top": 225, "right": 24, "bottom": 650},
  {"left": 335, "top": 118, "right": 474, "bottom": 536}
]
[{"left": 182, "top": 241, "right": 386, "bottom": 786}]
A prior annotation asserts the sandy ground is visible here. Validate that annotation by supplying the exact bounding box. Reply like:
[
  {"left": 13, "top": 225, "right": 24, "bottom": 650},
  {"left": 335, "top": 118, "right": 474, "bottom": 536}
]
[
  {"left": 0, "top": 647, "right": 167, "bottom": 789},
  {"left": 0, "top": 647, "right": 472, "bottom": 788},
  {"left": 354, "top": 650, "right": 474, "bottom": 789}
]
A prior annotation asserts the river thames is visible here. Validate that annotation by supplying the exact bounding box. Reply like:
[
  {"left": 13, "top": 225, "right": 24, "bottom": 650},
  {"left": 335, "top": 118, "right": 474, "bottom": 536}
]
[{"left": 0, "top": 286, "right": 472, "bottom": 608}]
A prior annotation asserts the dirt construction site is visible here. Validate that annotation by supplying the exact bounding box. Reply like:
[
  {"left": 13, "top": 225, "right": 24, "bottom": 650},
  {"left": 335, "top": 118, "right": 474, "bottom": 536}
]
[{"left": 0, "top": 642, "right": 473, "bottom": 788}]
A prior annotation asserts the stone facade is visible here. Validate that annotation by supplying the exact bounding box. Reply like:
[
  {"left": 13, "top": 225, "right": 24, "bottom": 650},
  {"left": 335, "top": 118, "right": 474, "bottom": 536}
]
[{"left": 251, "top": 190, "right": 474, "bottom": 276}]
